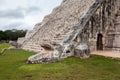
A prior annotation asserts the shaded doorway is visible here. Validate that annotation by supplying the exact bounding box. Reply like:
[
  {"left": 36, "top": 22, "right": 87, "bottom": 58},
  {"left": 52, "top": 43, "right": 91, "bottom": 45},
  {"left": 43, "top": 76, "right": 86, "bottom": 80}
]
[{"left": 97, "top": 33, "right": 103, "bottom": 50}]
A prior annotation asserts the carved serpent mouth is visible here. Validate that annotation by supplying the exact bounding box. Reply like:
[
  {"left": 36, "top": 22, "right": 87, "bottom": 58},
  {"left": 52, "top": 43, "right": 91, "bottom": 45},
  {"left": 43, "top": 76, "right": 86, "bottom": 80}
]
[
  {"left": 40, "top": 42, "right": 54, "bottom": 51},
  {"left": 41, "top": 45, "right": 53, "bottom": 51}
]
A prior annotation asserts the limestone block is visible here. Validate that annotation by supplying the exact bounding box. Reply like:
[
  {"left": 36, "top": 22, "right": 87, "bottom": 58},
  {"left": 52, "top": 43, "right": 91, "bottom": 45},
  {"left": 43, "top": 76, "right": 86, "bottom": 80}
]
[{"left": 74, "top": 43, "right": 90, "bottom": 59}]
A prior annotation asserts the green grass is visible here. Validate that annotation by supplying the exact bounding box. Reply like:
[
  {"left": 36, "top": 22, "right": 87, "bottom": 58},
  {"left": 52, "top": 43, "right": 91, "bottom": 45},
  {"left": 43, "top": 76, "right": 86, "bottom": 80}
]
[
  {"left": 0, "top": 44, "right": 120, "bottom": 80},
  {"left": 0, "top": 43, "right": 10, "bottom": 51}
]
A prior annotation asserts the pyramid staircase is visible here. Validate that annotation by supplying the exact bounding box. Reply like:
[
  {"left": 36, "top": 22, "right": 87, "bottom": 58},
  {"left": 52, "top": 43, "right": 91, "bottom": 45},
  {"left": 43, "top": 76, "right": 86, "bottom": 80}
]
[{"left": 22, "top": 0, "right": 96, "bottom": 53}]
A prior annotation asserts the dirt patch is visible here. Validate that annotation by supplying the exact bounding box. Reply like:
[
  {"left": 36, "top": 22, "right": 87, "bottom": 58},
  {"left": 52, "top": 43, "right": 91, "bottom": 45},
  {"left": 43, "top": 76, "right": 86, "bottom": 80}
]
[
  {"left": 118, "top": 62, "right": 120, "bottom": 64},
  {"left": 22, "top": 75, "right": 32, "bottom": 79}
]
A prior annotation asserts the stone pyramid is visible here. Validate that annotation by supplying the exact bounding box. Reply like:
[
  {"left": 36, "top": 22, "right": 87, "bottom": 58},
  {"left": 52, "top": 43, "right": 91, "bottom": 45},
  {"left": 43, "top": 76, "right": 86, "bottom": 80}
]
[
  {"left": 21, "top": 0, "right": 95, "bottom": 52},
  {"left": 17, "top": 0, "right": 120, "bottom": 63}
]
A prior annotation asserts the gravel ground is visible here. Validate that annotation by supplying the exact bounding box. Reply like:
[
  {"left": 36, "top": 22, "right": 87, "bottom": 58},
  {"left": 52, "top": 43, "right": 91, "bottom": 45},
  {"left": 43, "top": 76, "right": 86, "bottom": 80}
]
[{"left": 91, "top": 51, "right": 120, "bottom": 58}]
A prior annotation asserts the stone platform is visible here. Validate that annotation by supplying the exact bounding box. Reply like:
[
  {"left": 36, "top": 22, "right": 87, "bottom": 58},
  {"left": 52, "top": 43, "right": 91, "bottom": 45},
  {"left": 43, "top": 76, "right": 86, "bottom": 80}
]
[{"left": 91, "top": 51, "right": 120, "bottom": 59}]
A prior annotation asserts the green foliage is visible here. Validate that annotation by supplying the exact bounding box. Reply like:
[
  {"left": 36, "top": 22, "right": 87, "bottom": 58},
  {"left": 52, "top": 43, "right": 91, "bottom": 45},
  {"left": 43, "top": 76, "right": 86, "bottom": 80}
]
[
  {"left": 0, "top": 29, "right": 27, "bottom": 41},
  {"left": 0, "top": 44, "right": 120, "bottom": 80}
]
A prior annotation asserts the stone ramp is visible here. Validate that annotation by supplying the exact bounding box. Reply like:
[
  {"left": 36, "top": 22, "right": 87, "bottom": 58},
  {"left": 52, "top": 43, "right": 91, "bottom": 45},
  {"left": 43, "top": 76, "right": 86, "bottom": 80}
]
[{"left": 91, "top": 51, "right": 120, "bottom": 59}]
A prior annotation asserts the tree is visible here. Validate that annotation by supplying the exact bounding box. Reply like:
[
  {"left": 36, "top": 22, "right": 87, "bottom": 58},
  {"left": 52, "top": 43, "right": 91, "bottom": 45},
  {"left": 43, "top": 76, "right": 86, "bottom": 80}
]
[{"left": 0, "top": 29, "right": 27, "bottom": 42}]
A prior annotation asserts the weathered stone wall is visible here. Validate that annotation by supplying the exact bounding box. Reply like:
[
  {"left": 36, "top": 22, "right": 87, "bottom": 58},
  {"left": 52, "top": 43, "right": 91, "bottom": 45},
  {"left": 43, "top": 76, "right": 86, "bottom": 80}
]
[
  {"left": 70, "top": 0, "right": 120, "bottom": 51},
  {"left": 105, "top": 4, "right": 120, "bottom": 51}
]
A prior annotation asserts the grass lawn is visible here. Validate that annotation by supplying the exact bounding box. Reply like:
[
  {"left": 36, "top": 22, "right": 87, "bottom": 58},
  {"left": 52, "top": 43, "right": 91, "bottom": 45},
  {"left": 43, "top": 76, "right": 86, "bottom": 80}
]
[
  {"left": 0, "top": 44, "right": 120, "bottom": 80},
  {"left": 0, "top": 43, "right": 11, "bottom": 51}
]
